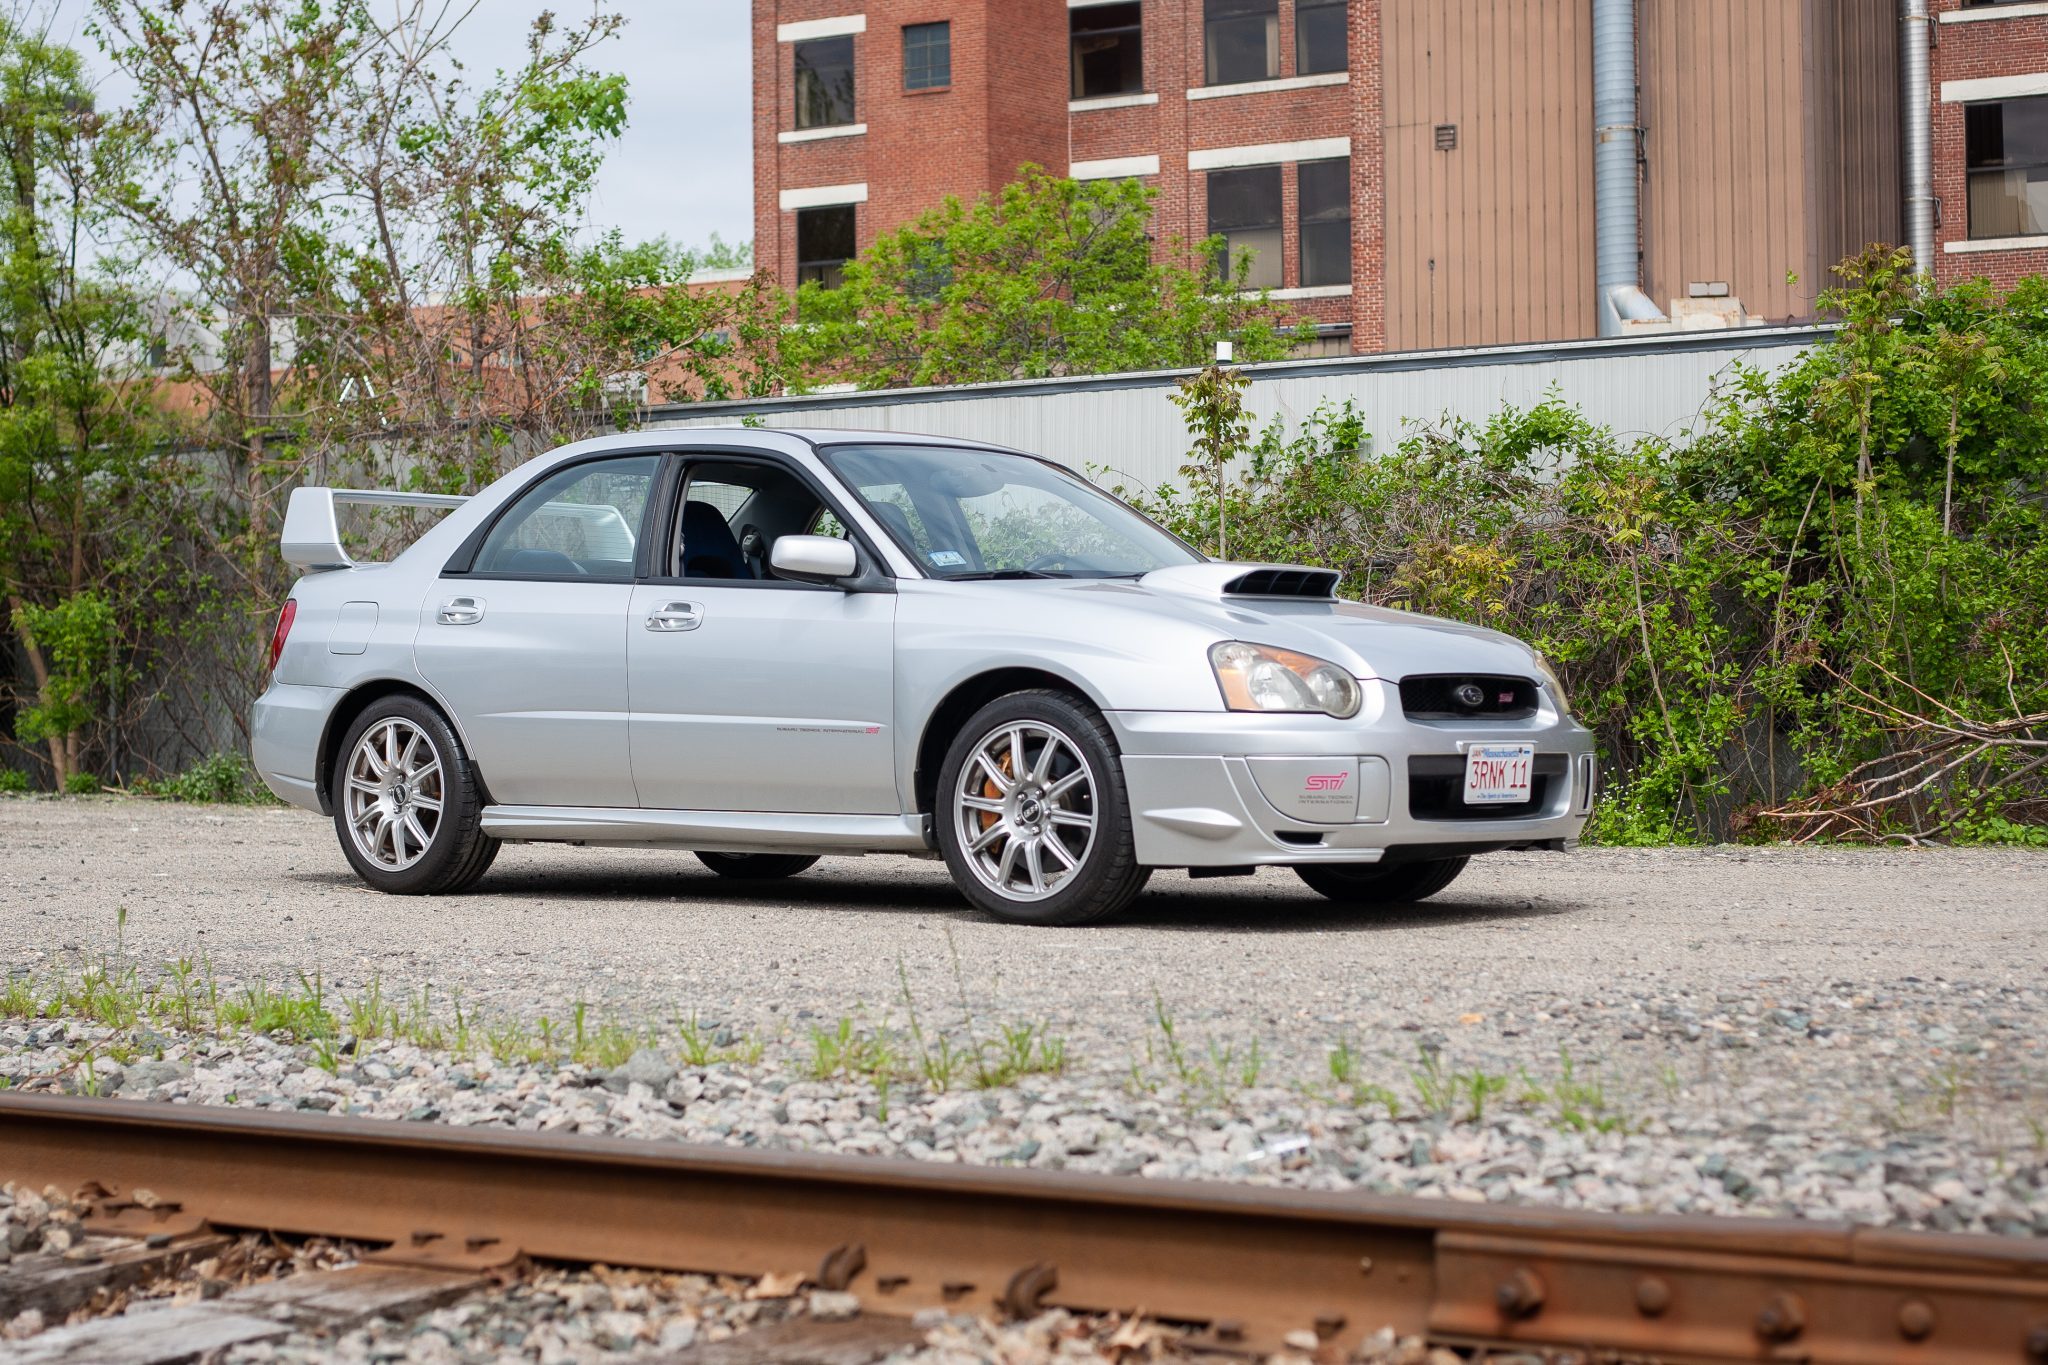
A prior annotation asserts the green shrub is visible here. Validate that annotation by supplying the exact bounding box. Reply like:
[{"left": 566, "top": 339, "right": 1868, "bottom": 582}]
[
  {"left": 0, "top": 768, "right": 29, "bottom": 794},
  {"left": 1136, "top": 249, "right": 2048, "bottom": 842},
  {"left": 134, "top": 753, "right": 275, "bottom": 805},
  {"left": 63, "top": 772, "right": 101, "bottom": 795}
]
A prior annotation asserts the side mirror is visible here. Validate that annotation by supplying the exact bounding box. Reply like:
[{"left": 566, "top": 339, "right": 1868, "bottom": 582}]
[{"left": 769, "top": 534, "right": 859, "bottom": 585}]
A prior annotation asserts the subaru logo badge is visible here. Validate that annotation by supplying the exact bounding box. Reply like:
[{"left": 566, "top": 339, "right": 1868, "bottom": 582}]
[{"left": 1453, "top": 682, "right": 1486, "bottom": 709}]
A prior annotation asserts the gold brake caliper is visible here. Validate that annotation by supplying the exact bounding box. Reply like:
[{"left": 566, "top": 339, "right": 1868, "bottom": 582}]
[{"left": 980, "top": 750, "right": 1015, "bottom": 834}]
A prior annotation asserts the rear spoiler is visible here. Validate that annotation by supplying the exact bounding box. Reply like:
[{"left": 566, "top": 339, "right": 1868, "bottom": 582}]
[{"left": 281, "top": 487, "right": 470, "bottom": 573}]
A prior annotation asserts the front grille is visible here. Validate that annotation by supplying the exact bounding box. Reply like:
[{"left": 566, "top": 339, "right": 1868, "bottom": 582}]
[
  {"left": 1399, "top": 674, "right": 1538, "bottom": 720},
  {"left": 1408, "top": 753, "right": 1568, "bottom": 820}
]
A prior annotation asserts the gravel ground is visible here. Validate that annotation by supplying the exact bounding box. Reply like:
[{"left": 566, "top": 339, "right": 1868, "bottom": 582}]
[{"left": 5, "top": 798, "right": 2047, "bottom": 1254}]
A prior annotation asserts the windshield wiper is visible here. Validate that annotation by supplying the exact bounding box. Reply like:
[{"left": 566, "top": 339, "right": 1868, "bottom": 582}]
[{"left": 946, "top": 569, "right": 1068, "bottom": 580}]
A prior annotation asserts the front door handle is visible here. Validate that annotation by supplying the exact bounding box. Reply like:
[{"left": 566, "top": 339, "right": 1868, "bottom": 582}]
[
  {"left": 646, "top": 601, "right": 703, "bottom": 632},
  {"left": 438, "top": 596, "right": 485, "bottom": 626}
]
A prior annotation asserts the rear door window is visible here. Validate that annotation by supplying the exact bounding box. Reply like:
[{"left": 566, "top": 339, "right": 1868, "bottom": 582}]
[{"left": 472, "top": 455, "right": 658, "bottom": 579}]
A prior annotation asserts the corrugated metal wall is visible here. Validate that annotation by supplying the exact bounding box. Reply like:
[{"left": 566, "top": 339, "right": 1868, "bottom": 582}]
[
  {"left": 1639, "top": 0, "right": 1899, "bottom": 324},
  {"left": 1640, "top": 0, "right": 1813, "bottom": 322},
  {"left": 1808, "top": 0, "right": 1903, "bottom": 278},
  {"left": 647, "top": 328, "right": 1824, "bottom": 494},
  {"left": 1380, "top": 0, "right": 1597, "bottom": 351}
]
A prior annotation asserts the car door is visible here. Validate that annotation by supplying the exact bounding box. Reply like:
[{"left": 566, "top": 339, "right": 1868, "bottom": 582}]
[
  {"left": 627, "top": 453, "right": 899, "bottom": 814},
  {"left": 415, "top": 452, "right": 660, "bottom": 808}
]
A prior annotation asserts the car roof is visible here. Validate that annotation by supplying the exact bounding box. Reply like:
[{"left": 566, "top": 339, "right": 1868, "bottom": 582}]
[
  {"left": 532, "top": 426, "right": 1027, "bottom": 473},
  {"left": 707, "top": 427, "right": 1016, "bottom": 449}
]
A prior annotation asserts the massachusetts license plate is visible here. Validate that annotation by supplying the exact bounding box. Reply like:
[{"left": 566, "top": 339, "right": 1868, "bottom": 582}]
[{"left": 1463, "top": 743, "right": 1535, "bottom": 804}]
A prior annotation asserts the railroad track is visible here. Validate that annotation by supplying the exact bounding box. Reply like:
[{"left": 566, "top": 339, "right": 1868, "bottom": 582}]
[{"left": 1, "top": 1093, "right": 2045, "bottom": 1363}]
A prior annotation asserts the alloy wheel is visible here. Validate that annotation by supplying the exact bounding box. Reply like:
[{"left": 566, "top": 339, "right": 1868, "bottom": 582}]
[
  {"left": 951, "top": 720, "right": 1098, "bottom": 902},
  {"left": 343, "top": 717, "right": 444, "bottom": 872}
]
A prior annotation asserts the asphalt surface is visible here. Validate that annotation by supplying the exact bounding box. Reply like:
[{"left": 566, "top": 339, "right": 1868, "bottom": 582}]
[{"left": 5, "top": 797, "right": 2047, "bottom": 1136}]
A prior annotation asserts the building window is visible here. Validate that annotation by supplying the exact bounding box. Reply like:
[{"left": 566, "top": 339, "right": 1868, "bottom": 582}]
[
  {"left": 1071, "top": 3, "right": 1143, "bottom": 98},
  {"left": 1296, "top": 0, "right": 1347, "bottom": 75},
  {"left": 1965, "top": 96, "right": 2048, "bottom": 239},
  {"left": 794, "top": 36, "right": 856, "bottom": 129},
  {"left": 1207, "top": 166, "right": 1282, "bottom": 288},
  {"left": 903, "top": 22, "right": 950, "bottom": 90},
  {"left": 1298, "top": 159, "right": 1351, "bottom": 286},
  {"left": 797, "top": 204, "right": 857, "bottom": 289},
  {"left": 1204, "top": 0, "right": 1278, "bottom": 86}
]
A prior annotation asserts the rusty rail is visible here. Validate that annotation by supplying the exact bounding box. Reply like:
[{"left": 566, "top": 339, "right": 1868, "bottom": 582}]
[{"left": 2, "top": 1094, "right": 2044, "bottom": 1362}]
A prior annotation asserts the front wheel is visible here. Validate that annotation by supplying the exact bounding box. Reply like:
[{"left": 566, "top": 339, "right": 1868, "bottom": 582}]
[
  {"left": 1294, "top": 856, "right": 1468, "bottom": 904},
  {"left": 332, "top": 696, "right": 497, "bottom": 894},
  {"left": 694, "top": 851, "right": 820, "bottom": 880},
  {"left": 935, "top": 690, "right": 1149, "bottom": 925}
]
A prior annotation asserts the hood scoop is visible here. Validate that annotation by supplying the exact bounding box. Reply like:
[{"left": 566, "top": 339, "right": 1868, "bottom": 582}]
[
  {"left": 1223, "top": 567, "right": 1340, "bottom": 599},
  {"left": 1141, "top": 562, "right": 1342, "bottom": 601}
]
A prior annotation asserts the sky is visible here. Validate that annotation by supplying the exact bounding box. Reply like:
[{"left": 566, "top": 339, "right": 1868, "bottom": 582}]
[{"left": 34, "top": 0, "right": 757, "bottom": 255}]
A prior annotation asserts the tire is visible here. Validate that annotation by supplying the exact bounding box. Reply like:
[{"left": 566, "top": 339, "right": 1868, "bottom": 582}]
[
  {"left": 331, "top": 695, "right": 497, "bottom": 895},
  {"left": 934, "top": 689, "right": 1149, "bottom": 925},
  {"left": 694, "top": 851, "right": 820, "bottom": 880},
  {"left": 1294, "top": 856, "right": 1469, "bottom": 905}
]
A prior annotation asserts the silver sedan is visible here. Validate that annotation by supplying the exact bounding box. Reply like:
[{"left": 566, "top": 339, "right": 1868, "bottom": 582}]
[{"left": 252, "top": 429, "right": 1595, "bottom": 925}]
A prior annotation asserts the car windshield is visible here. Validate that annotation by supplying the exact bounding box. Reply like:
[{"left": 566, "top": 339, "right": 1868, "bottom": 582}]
[{"left": 820, "top": 444, "right": 1202, "bottom": 580}]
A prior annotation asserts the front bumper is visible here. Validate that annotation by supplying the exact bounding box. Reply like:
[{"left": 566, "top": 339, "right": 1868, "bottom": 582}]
[
  {"left": 1107, "top": 691, "right": 1595, "bottom": 868},
  {"left": 251, "top": 681, "right": 345, "bottom": 814}
]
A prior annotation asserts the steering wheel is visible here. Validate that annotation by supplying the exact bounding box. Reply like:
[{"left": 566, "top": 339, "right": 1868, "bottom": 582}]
[{"left": 1023, "top": 552, "right": 1073, "bottom": 573}]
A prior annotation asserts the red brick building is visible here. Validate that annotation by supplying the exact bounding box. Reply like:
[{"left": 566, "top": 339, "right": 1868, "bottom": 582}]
[
  {"left": 753, "top": 1, "right": 2030, "bottom": 357},
  {"left": 1930, "top": 0, "right": 2048, "bottom": 288},
  {"left": 755, "top": 0, "right": 1374, "bottom": 350}
]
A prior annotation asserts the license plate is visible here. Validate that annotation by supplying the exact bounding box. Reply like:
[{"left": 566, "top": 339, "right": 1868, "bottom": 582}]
[{"left": 1464, "top": 743, "right": 1535, "bottom": 804}]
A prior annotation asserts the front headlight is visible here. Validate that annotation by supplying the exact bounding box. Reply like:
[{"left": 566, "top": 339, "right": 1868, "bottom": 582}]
[
  {"left": 1210, "top": 641, "right": 1362, "bottom": 719},
  {"left": 1531, "top": 652, "right": 1570, "bottom": 715}
]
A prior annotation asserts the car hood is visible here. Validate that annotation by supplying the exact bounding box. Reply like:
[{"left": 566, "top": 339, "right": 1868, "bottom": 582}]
[{"left": 1086, "top": 562, "right": 1541, "bottom": 681}]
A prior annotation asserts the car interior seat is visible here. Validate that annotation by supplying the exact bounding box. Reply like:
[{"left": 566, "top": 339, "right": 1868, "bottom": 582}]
[
  {"left": 680, "top": 500, "right": 753, "bottom": 579},
  {"left": 501, "top": 547, "right": 584, "bottom": 575}
]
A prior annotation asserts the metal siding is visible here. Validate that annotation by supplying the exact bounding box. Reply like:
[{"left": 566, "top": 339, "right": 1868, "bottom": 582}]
[
  {"left": 1640, "top": 0, "right": 1820, "bottom": 322},
  {"left": 1381, "top": 0, "right": 1597, "bottom": 350},
  {"left": 648, "top": 331, "right": 1822, "bottom": 495},
  {"left": 1814, "top": 0, "right": 1902, "bottom": 273}
]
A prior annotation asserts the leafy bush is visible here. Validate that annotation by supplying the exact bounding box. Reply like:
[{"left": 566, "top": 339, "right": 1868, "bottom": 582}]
[
  {"left": 63, "top": 772, "right": 101, "bottom": 795},
  {"left": 784, "top": 169, "right": 1301, "bottom": 389},
  {"left": 10, "top": 593, "right": 118, "bottom": 752},
  {"left": 134, "top": 753, "right": 276, "bottom": 805},
  {"left": 1136, "top": 250, "right": 2048, "bottom": 843},
  {"left": 0, "top": 768, "right": 29, "bottom": 794}
]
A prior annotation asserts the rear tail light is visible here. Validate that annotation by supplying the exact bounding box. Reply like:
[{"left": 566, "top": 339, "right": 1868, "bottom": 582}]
[{"left": 268, "top": 599, "right": 298, "bottom": 673}]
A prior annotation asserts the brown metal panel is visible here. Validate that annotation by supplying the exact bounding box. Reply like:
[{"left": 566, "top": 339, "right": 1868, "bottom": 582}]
[
  {"left": 1811, "top": 0, "right": 1902, "bottom": 281},
  {"left": 1641, "top": 0, "right": 1816, "bottom": 323},
  {"left": 1382, "top": 0, "right": 1595, "bottom": 349},
  {"left": 1644, "top": 0, "right": 1902, "bottom": 321}
]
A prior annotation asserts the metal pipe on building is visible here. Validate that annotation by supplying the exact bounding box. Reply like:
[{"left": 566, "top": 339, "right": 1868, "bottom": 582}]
[
  {"left": 1593, "top": 0, "right": 1665, "bottom": 336},
  {"left": 1901, "top": 0, "right": 1936, "bottom": 276}
]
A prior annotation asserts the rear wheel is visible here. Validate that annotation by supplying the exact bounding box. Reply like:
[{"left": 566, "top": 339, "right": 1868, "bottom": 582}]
[
  {"left": 1294, "top": 856, "right": 1468, "bottom": 904},
  {"left": 694, "top": 851, "right": 820, "bottom": 880},
  {"left": 331, "top": 696, "right": 497, "bottom": 895},
  {"left": 935, "top": 690, "right": 1149, "bottom": 925}
]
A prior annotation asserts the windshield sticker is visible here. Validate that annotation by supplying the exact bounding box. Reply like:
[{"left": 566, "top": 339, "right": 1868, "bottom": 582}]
[{"left": 927, "top": 549, "right": 967, "bottom": 566}]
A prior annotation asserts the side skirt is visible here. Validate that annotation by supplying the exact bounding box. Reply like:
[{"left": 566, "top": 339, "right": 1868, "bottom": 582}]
[{"left": 479, "top": 806, "right": 930, "bottom": 855}]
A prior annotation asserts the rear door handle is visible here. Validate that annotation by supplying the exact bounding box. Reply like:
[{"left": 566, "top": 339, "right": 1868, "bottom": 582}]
[
  {"left": 646, "top": 601, "right": 703, "bottom": 632},
  {"left": 438, "top": 596, "right": 485, "bottom": 626}
]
